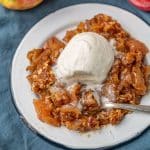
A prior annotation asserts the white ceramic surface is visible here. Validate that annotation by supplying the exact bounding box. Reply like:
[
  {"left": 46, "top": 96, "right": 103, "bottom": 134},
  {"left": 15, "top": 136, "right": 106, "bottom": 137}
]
[{"left": 11, "top": 3, "right": 150, "bottom": 149}]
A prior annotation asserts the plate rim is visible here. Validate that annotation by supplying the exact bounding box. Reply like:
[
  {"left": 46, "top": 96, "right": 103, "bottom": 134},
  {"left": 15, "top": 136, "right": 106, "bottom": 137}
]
[{"left": 10, "top": 3, "right": 150, "bottom": 149}]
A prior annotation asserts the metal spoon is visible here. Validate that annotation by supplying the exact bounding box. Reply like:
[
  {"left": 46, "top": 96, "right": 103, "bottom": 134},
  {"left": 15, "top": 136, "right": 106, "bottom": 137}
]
[{"left": 103, "top": 102, "right": 150, "bottom": 112}]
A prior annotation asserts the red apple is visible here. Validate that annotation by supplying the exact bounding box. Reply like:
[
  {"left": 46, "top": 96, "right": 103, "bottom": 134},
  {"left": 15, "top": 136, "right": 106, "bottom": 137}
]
[
  {"left": 0, "top": 0, "right": 43, "bottom": 10},
  {"left": 128, "top": 0, "right": 150, "bottom": 11}
]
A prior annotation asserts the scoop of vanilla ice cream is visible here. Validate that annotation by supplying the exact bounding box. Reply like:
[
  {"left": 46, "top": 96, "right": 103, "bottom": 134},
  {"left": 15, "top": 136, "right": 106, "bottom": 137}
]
[{"left": 55, "top": 32, "right": 114, "bottom": 84}]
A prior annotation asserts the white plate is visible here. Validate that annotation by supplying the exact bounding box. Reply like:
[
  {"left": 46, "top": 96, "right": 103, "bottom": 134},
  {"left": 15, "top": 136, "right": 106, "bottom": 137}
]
[{"left": 11, "top": 3, "right": 150, "bottom": 149}]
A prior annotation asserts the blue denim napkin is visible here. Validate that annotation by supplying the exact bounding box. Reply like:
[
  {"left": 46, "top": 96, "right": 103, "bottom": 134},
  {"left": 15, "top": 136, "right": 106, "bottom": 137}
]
[{"left": 0, "top": 0, "right": 150, "bottom": 150}]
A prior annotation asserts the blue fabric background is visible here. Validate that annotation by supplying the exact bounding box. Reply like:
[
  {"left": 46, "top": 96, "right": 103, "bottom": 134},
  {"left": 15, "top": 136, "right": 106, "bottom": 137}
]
[{"left": 0, "top": 0, "right": 150, "bottom": 150}]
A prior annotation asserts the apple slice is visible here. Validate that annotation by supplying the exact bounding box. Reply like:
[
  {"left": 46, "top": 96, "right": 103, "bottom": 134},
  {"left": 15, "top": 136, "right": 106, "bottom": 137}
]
[
  {"left": 0, "top": 0, "right": 43, "bottom": 10},
  {"left": 128, "top": 0, "right": 150, "bottom": 11}
]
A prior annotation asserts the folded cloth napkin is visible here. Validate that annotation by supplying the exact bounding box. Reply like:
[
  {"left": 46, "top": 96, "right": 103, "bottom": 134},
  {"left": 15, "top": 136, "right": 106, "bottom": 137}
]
[{"left": 0, "top": 0, "right": 150, "bottom": 150}]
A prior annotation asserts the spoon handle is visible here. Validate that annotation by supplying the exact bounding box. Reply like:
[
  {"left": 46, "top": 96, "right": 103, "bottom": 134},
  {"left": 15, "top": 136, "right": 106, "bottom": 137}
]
[{"left": 104, "top": 103, "right": 150, "bottom": 112}]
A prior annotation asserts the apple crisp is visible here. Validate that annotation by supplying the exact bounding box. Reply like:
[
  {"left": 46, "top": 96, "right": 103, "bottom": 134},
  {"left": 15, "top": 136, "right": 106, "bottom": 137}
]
[{"left": 26, "top": 14, "right": 150, "bottom": 132}]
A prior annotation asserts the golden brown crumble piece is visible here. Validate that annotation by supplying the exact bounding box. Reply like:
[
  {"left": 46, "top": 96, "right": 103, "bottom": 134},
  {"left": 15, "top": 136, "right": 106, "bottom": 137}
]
[
  {"left": 132, "top": 65, "right": 147, "bottom": 95},
  {"left": 43, "top": 37, "right": 65, "bottom": 64},
  {"left": 27, "top": 65, "right": 55, "bottom": 94},
  {"left": 70, "top": 83, "right": 82, "bottom": 101},
  {"left": 63, "top": 22, "right": 87, "bottom": 42},
  {"left": 43, "top": 36, "right": 65, "bottom": 49},
  {"left": 108, "top": 109, "right": 128, "bottom": 125},
  {"left": 26, "top": 48, "right": 57, "bottom": 72},
  {"left": 82, "top": 90, "right": 101, "bottom": 114},
  {"left": 60, "top": 107, "right": 81, "bottom": 122},
  {"left": 51, "top": 90, "right": 70, "bottom": 107},
  {"left": 34, "top": 99, "right": 60, "bottom": 127}
]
